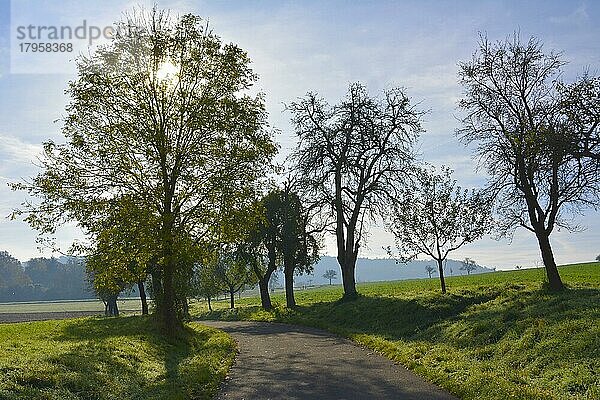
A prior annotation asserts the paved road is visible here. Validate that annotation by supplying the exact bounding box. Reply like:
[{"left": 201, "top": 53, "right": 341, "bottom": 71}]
[{"left": 202, "top": 320, "right": 457, "bottom": 400}]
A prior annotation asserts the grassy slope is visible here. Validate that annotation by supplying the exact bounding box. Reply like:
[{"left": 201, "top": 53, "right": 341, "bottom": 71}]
[
  {"left": 0, "top": 316, "right": 236, "bottom": 400},
  {"left": 193, "top": 263, "right": 600, "bottom": 400}
]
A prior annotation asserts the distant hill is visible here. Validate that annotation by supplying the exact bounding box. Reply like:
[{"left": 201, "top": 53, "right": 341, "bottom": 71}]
[{"left": 291, "top": 256, "right": 494, "bottom": 286}]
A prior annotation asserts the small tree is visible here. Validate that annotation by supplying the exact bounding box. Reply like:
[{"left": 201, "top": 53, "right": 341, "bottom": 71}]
[
  {"left": 596, "top": 255, "right": 600, "bottom": 262},
  {"left": 460, "top": 257, "right": 477, "bottom": 275},
  {"left": 425, "top": 265, "right": 435, "bottom": 278},
  {"left": 323, "top": 269, "right": 337, "bottom": 285},
  {"left": 191, "top": 261, "right": 221, "bottom": 312},
  {"left": 387, "top": 166, "right": 491, "bottom": 293},
  {"left": 212, "top": 247, "right": 255, "bottom": 309}
]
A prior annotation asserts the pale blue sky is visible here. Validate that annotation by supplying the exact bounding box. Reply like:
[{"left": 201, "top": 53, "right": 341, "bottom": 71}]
[{"left": 0, "top": 0, "right": 598, "bottom": 268}]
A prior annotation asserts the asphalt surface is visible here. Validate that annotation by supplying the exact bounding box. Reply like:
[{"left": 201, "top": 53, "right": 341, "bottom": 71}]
[{"left": 202, "top": 320, "right": 458, "bottom": 400}]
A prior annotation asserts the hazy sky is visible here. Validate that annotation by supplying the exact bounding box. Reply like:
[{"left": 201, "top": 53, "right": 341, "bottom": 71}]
[{"left": 0, "top": 0, "right": 598, "bottom": 268}]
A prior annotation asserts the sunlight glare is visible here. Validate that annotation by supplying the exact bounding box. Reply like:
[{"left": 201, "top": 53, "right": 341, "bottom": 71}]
[{"left": 156, "top": 61, "right": 179, "bottom": 82}]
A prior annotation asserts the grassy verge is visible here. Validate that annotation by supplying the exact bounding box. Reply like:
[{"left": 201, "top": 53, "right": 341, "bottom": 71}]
[
  {"left": 192, "top": 262, "right": 600, "bottom": 400},
  {"left": 0, "top": 315, "right": 236, "bottom": 400}
]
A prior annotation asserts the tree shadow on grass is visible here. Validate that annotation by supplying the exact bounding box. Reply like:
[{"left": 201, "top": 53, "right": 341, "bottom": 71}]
[{"left": 21, "top": 316, "right": 222, "bottom": 400}]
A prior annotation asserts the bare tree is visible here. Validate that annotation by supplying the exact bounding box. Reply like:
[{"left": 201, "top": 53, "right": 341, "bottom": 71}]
[
  {"left": 460, "top": 257, "right": 477, "bottom": 275},
  {"left": 425, "top": 265, "right": 435, "bottom": 279},
  {"left": 458, "top": 34, "right": 600, "bottom": 291},
  {"left": 387, "top": 166, "right": 490, "bottom": 293},
  {"left": 289, "top": 83, "right": 423, "bottom": 299}
]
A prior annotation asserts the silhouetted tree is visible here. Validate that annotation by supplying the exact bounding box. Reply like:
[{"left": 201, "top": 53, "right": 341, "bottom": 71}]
[
  {"left": 290, "top": 83, "right": 423, "bottom": 299},
  {"left": 460, "top": 257, "right": 477, "bottom": 275},
  {"left": 323, "top": 269, "right": 337, "bottom": 285},
  {"left": 425, "top": 265, "right": 435, "bottom": 279},
  {"left": 458, "top": 34, "right": 600, "bottom": 291},
  {"left": 388, "top": 166, "right": 490, "bottom": 293}
]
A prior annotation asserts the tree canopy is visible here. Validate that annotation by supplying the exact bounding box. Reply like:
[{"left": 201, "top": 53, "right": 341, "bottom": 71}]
[
  {"left": 387, "top": 166, "right": 490, "bottom": 293},
  {"left": 289, "top": 83, "right": 423, "bottom": 299},
  {"left": 458, "top": 34, "right": 600, "bottom": 290},
  {"left": 13, "top": 9, "right": 276, "bottom": 333}
]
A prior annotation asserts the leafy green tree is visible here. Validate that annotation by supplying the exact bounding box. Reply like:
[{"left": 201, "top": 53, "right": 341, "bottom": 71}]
[
  {"left": 387, "top": 166, "right": 490, "bottom": 293},
  {"left": 289, "top": 83, "right": 423, "bottom": 299},
  {"left": 82, "top": 196, "right": 157, "bottom": 315},
  {"left": 236, "top": 196, "right": 277, "bottom": 309},
  {"left": 278, "top": 187, "right": 320, "bottom": 307},
  {"left": 191, "top": 259, "right": 221, "bottom": 311},
  {"left": 323, "top": 269, "right": 337, "bottom": 285},
  {"left": 457, "top": 34, "right": 600, "bottom": 291},
  {"left": 12, "top": 9, "right": 275, "bottom": 334},
  {"left": 211, "top": 246, "right": 256, "bottom": 309},
  {"left": 0, "top": 251, "right": 30, "bottom": 291}
]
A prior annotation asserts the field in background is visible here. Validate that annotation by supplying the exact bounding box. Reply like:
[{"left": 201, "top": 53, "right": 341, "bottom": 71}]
[
  {"left": 0, "top": 298, "right": 143, "bottom": 314},
  {"left": 193, "top": 262, "right": 600, "bottom": 400}
]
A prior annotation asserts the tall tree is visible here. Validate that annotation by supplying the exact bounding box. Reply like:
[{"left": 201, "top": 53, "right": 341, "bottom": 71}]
[
  {"left": 458, "top": 34, "right": 600, "bottom": 291},
  {"left": 387, "top": 166, "right": 490, "bottom": 293},
  {"left": 12, "top": 9, "right": 275, "bottom": 334},
  {"left": 289, "top": 83, "right": 423, "bottom": 299}
]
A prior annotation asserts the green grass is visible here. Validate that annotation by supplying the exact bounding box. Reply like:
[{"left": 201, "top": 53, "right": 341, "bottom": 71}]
[
  {"left": 192, "top": 262, "right": 600, "bottom": 400},
  {"left": 0, "top": 316, "right": 236, "bottom": 399}
]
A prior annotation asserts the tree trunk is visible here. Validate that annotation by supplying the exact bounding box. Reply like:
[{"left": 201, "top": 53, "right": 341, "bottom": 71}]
[
  {"left": 329, "top": 278, "right": 332, "bottom": 285},
  {"left": 161, "top": 263, "right": 176, "bottom": 331},
  {"left": 259, "top": 278, "right": 272, "bottom": 309},
  {"left": 179, "top": 296, "right": 189, "bottom": 319},
  {"left": 437, "top": 259, "right": 447, "bottom": 294},
  {"left": 536, "top": 231, "right": 564, "bottom": 291},
  {"left": 105, "top": 294, "right": 119, "bottom": 316},
  {"left": 284, "top": 266, "right": 296, "bottom": 308},
  {"left": 137, "top": 280, "right": 148, "bottom": 315},
  {"left": 207, "top": 295, "right": 212, "bottom": 311},
  {"left": 340, "top": 263, "right": 357, "bottom": 299},
  {"left": 229, "top": 289, "right": 235, "bottom": 309}
]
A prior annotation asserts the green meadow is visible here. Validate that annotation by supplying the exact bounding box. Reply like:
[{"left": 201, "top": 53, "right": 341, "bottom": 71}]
[
  {"left": 0, "top": 316, "right": 236, "bottom": 400},
  {"left": 193, "top": 263, "right": 600, "bottom": 400}
]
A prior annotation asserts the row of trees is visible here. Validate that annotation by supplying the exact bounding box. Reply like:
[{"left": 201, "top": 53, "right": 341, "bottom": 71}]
[
  {"left": 11, "top": 7, "right": 599, "bottom": 336},
  {"left": 0, "top": 251, "right": 93, "bottom": 301}
]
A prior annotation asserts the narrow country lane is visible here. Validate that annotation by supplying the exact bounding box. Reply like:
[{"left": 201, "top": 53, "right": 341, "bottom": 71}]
[{"left": 202, "top": 320, "right": 458, "bottom": 400}]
